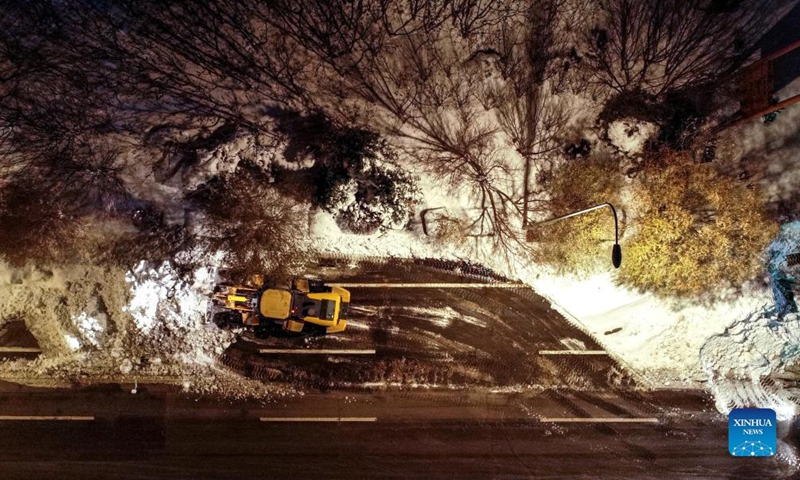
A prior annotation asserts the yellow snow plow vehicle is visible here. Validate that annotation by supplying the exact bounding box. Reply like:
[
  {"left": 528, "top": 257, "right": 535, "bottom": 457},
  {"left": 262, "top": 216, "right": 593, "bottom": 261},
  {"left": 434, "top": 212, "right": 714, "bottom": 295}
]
[{"left": 212, "top": 277, "right": 350, "bottom": 337}]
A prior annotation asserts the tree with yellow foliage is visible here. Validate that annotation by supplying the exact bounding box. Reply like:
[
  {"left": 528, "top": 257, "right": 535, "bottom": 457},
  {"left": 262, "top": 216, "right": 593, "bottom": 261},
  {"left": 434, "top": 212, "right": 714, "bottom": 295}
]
[
  {"left": 533, "top": 155, "right": 625, "bottom": 274},
  {"left": 619, "top": 158, "right": 776, "bottom": 297}
]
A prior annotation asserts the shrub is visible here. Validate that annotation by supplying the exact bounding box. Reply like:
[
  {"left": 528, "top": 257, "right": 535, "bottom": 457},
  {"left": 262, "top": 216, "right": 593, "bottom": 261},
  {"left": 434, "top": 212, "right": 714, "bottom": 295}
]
[
  {"left": 272, "top": 110, "right": 420, "bottom": 235},
  {"left": 619, "top": 155, "right": 777, "bottom": 297},
  {"left": 533, "top": 155, "right": 625, "bottom": 274},
  {"left": 430, "top": 214, "right": 469, "bottom": 244},
  {"left": 314, "top": 130, "right": 420, "bottom": 235}
]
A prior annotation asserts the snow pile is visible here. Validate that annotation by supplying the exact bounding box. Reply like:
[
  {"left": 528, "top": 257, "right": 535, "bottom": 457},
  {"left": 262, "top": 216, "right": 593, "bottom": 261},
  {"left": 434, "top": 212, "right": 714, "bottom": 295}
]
[
  {"left": 607, "top": 118, "right": 659, "bottom": 155},
  {"left": 768, "top": 222, "right": 800, "bottom": 272},
  {"left": 183, "top": 134, "right": 279, "bottom": 190},
  {"left": 701, "top": 309, "right": 800, "bottom": 419},
  {"left": 767, "top": 221, "right": 800, "bottom": 313},
  {"left": 71, "top": 312, "right": 104, "bottom": 348},
  {"left": 123, "top": 261, "right": 209, "bottom": 334},
  {"left": 0, "top": 255, "right": 283, "bottom": 400},
  {"left": 64, "top": 334, "right": 82, "bottom": 352},
  {"left": 0, "top": 262, "right": 130, "bottom": 355},
  {"left": 122, "top": 259, "right": 235, "bottom": 360}
]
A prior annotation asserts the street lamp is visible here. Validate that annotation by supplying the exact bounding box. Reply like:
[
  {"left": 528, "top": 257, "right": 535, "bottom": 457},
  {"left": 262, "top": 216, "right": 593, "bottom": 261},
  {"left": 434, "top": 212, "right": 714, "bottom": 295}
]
[{"left": 532, "top": 203, "right": 622, "bottom": 268}]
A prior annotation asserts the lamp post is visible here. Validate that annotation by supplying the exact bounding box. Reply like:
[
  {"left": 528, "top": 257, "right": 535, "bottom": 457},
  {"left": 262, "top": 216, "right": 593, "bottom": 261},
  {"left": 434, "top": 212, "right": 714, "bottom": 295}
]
[{"left": 532, "top": 203, "right": 622, "bottom": 268}]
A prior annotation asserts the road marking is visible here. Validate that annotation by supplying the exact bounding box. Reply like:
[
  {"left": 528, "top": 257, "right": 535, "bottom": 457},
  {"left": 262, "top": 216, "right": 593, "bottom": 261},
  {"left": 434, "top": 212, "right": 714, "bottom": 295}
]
[
  {"left": 0, "top": 347, "right": 41, "bottom": 353},
  {"left": 258, "top": 349, "right": 376, "bottom": 355},
  {"left": 260, "top": 417, "right": 377, "bottom": 422},
  {"left": 350, "top": 306, "right": 379, "bottom": 314},
  {"left": 540, "top": 417, "right": 659, "bottom": 423},
  {"left": 538, "top": 350, "right": 607, "bottom": 355},
  {"left": 0, "top": 416, "right": 95, "bottom": 421},
  {"left": 331, "top": 283, "right": 521, "bottom": 288},
  {"left": 345, "top": 320, "right": 371, "bottom": 330}
]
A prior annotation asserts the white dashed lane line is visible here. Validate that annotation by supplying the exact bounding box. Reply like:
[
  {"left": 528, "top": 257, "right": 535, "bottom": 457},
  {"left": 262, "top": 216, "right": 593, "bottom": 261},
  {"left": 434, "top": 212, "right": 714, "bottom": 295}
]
[
  {"left": 260, "top": 417, "right": 377, "bottom": 422},
  {"left": 0, "top": 347, "right": 41, "bottom": 353},
  {"left": 537, "top": 350, "right": 607, "bottom": 355},
  {"left": 331, "top": 283, "right": 523, "bottom": 288},
  {"left": 540, "top": 417, "right": 659, "bottom": 423},
  {"left": 258, "top": 349, "right": 376, "bottom": 355},
  {"left": 0, "top": 416, "right": 95, "bottom": 421}
]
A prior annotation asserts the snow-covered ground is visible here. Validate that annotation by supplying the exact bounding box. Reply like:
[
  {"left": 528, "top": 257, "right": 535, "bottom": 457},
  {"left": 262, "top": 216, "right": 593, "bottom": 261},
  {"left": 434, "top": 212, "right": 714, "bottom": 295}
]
[
  {"left": 607, "top": 118, "right": 659, "bottom": 156},
  {"left": 701, "top": 309, "right": 800, "bottom": 420},
  {"left": 0, "top": 255, "right": 290, "bottom": 399}
]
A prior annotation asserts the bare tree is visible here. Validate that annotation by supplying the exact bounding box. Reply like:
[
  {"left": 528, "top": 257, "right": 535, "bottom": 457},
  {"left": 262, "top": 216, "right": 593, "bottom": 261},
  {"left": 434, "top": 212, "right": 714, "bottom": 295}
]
[
  {"left": 582, "top": 0, "right": 777, "bottom": 97},
  {"left": 265, "top": 0, "right": 534, "bottom": 252},
  {"left": 0, "top": 1, "right": 133, "bottom": 264},
  {"left": 0, "top": 1, "right": 126, "bottom": 182},
  {"left": 188, "top": 166, "right": 306, "bottom": 283},
  {"left": 73, "top": 0, "right": 310, "bottom": 131},
  {"left": 386, "top": 35, "right": 530, "bottom": 252},
  {"left": 488, "top": 1, "right": 578, "bottom": 227},
  {"left": 0, "top": 0, "right": 314, "bottom": 143},
  {"left": 0, "top": 174, "right": 87, "bottom": 266}
]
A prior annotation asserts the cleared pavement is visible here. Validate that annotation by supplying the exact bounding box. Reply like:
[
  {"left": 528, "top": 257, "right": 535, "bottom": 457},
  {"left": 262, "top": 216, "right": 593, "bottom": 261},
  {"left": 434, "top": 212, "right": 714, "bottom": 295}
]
[{"left": 0, "top": 382, "right": 792, "bottom": 479}]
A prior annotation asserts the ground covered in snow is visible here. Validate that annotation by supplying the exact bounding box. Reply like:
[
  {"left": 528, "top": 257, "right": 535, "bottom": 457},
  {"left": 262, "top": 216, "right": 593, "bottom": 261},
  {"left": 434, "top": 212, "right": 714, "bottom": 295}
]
[
  {"left": 702, "top": 309, "right": 800, "bottom": 420},
  {"left": 0, "top": 257, "right": 291, "bottom": 399}
]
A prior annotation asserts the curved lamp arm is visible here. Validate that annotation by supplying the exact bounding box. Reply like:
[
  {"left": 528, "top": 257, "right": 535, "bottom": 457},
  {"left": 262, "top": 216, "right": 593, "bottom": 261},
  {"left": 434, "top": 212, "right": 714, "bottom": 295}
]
[{"left": 534, "top": 203, "right": 622, "bottom": 268}]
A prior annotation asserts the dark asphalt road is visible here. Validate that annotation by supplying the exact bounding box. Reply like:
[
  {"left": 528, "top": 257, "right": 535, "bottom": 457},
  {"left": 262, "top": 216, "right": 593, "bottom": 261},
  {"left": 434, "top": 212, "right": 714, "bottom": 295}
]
[
  {"left": 225, "top": 259, "right": 633, "bottom": 391},
  {"left": 0, "top": 382, "right": 795, "bottom": 480}
]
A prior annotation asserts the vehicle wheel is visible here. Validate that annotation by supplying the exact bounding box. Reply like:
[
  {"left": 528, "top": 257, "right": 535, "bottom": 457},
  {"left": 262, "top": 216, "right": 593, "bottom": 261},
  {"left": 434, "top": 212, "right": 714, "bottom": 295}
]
[
  {"left": 254, "top": 326, "right": 271, "bottom": 339},
  {"left": 213, "top": 311, "right": 238, "bottom": 328},
  {"left": 303, "top": 323, "right": 327, "bottom": 337},
  {"left": 307, "top": 279, "right": 326, "bottom": 293}
]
